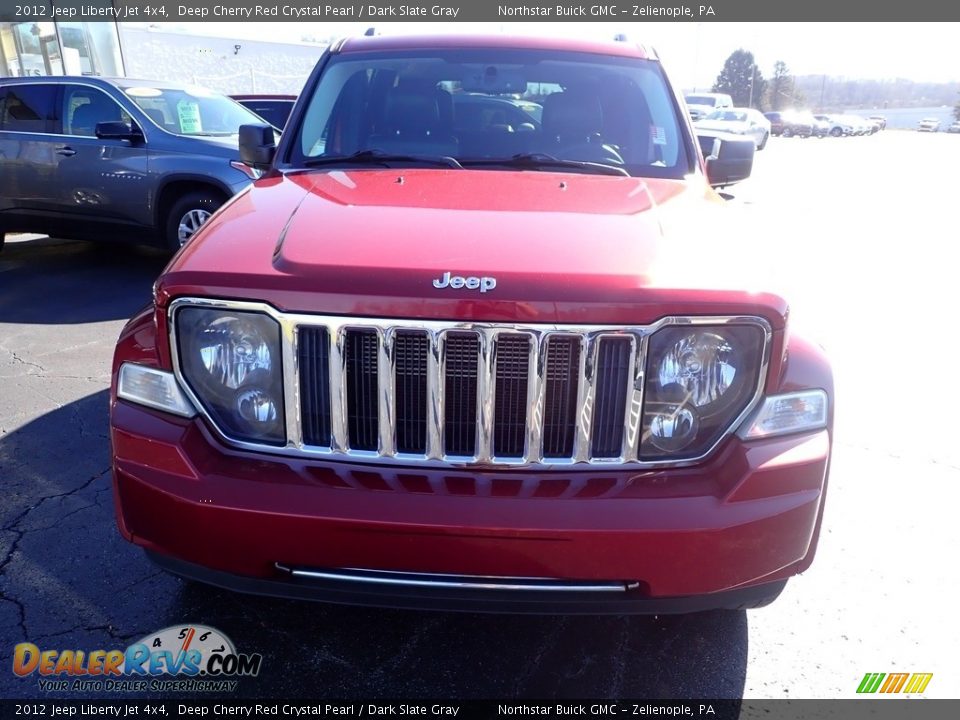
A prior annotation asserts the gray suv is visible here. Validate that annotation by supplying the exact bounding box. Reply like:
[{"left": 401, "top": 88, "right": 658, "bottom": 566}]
[{"left": 0, "top": 76, "right": 265, "bottom": 253}]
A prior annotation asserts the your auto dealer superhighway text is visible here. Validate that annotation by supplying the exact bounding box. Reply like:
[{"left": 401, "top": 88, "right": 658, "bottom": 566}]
[{"left": 177, "top": 4, "right": 461, "bottom": 17}]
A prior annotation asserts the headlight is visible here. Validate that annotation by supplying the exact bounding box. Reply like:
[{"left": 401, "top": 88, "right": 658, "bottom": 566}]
[
  {"left": 176, "top": 307, "right": 285, "bottom": 444},
  {"left": 640, "top": 324, "right": 765, "bottom": 459}
]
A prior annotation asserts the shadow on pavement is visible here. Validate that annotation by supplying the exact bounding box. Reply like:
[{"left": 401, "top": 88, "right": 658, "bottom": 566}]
[
  {"left": 0, "top": 236, "right": 169, "bottom": 325},
  {"left": 1, "top": 394, "right": 749, "bottom": 701}
]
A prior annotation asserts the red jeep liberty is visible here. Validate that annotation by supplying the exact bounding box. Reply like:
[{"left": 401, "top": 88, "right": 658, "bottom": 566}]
[{"left": 110, "top": 34, "right": 833, "bottom": 613}]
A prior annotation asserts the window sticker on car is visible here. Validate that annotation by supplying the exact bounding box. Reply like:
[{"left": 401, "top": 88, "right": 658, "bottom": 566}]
[
  {"left": 650, "top": 125, "right": 667, "bottom": 145},
  {"left": 177, "top": 100, "right": 202, "bottom": 134}
]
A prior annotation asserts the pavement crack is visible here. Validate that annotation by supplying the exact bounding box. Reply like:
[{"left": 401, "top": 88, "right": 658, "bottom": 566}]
[
  {"left": 0, "top": 594, "right": 28, "bottom": 643},
  {"left": 32, "top": 623, "right": 144, "bottom": 645},
  {"left": 1, "top": 467, "right": 111, "bottom": 537},
  {"left": 7, "top": 350, "right": 46, "bottom": 374}
]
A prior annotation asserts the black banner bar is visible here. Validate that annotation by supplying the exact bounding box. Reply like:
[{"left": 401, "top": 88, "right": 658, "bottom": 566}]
[
  {"left": 2, "top": 0, "right": 960, "bottom": 23},
  {"left": 2, "top": 701, "right": 960, "bottom": 719}
]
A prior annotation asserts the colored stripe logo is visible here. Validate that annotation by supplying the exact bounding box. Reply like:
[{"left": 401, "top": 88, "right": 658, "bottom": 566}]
[{"left": 857, "top": 672, "right": 933, "bottom": 694}]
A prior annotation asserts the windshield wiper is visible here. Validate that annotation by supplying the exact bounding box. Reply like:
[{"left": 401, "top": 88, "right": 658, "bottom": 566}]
[
  {"left": 460, "top": 153, "right": 629, "bottom": 177},
  {"left": 302, "top": 149, "right": 463, "bottom": 169}
]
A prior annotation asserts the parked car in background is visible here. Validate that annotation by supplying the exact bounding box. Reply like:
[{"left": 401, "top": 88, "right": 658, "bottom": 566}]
[
  {"left": 694, "top": 107, "right": 771, "bottom": 149},
  {"left": 808, "top": 114, "right": 831, "bottom": 138},
  {"left": 813, "top": 114, "right": 852, "bottom": 137},
  {"left": 110, "top": 33, "right": 833, "bottom": 616},
  {"left": 918, "top": 117, "right": 941, "bottom": 132},
  {"left": 0, "top": 76, "right": 265, "bottom": 253},
  {"left": 849, "top": 116, "right": 879, "bottom": 135},
  {"left": 764, "top": 110, "right": 814, "bottom": 138},
  {"left": 947, "top": 121, "right": 960, "bottom": 134},
  {"left": 231, "top": 94, "right": 297, "bottom": 130},
  {"left": 683, "top": 92, "right": 733, "bottom": 121}
]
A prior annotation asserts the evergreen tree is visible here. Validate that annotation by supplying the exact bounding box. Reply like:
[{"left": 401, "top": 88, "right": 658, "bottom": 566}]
[{"left": 713, "top": 49, "right": 767, "bottom": 109}]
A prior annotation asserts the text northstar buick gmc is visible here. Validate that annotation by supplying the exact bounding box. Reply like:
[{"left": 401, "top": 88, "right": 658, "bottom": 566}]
[{"left": 110, "top": 34, "right": 834, "bottom": 613}]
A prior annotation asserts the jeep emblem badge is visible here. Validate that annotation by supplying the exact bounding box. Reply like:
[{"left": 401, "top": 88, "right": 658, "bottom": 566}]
[{"left": 432, "top": 271, "right": 497, "bottom": 293}]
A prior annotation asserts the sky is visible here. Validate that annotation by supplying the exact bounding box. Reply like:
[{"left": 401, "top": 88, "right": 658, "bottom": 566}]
[{"left": 139, "top": 21, "right": 960, "bottom": 89}]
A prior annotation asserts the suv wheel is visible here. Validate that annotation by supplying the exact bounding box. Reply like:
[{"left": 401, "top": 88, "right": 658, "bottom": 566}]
[
  {"left": 782, "top": 126, "right": 793, "bottom": 138},
  {"left": 166, "top": 191, "right": 223, "bottom": 251}
]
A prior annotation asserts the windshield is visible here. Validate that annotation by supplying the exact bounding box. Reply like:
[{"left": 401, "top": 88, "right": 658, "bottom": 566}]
[
  {"left": 685, "top": 95, "right": 721, "bottom": 107},
  {"left": 123, "top": 85, "right": 264, "bottom": 136},
  {"left": 705, "top": 110, "right": 747, "bottom": 122},
  {"left": 290, "top": 48, "right": 691, "bottom": 178}
]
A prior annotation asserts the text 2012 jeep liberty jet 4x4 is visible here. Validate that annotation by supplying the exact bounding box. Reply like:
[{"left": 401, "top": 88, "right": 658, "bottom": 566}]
[{"left": 110, "top": 34, "right": 833, "bottom": 614}]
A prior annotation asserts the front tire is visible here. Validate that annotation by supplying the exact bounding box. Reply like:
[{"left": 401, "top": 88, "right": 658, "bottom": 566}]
[
  {"left": 757, "top": 132, "right": 768, "bottom": 150},
  {"left": 165, "top": 191, "right": 223, "bottom": 252},
  {"left": 782, "top": 127, "right": 793, "bottom": 138}
]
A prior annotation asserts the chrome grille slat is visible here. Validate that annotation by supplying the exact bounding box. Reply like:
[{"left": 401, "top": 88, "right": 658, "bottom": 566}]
[
  {"left": 425, "top": 330, "right": 443, "bottom": 460},
  {"left": 573, "top": 335, "right": 597, "bottom": 463},
  {"left": 475, "top": 329, "right": 497, "bottom": 463},
  {"left": 622, "top": 334, "right": 646, "bottom": 462},
  {"left": 377, "top": 328, "right": 396, "bottom": 457},
  {"left": 328, "top": 328, "right": 348, "bottom": 453},
  {"left": 525, "top": 333, "right": 547, "bottom": 464}
]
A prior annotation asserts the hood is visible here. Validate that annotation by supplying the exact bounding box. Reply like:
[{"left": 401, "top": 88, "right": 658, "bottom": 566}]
[{"left": 160, "top": 169, "right": 787, "bottom": 328}]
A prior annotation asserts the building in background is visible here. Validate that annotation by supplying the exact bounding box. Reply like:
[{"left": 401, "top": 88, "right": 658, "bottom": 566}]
[
  {"left": 2, "top": 3, "right": 320, "bottom": 96},
  {"left": 116, "top": 25, "right": 320, "bottom": 95},
  {"left": 1, "top": 10, "right": 125, "bottom": 78}
]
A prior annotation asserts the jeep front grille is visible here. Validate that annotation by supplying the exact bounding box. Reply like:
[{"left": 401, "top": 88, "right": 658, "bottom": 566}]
[{"left": 298, "top": 321, "right": 652, "bottom": 466}]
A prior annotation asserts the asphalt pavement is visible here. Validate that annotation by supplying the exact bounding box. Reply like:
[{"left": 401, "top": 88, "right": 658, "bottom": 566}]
[{"left": 1, "top": 130, "right": 958, "bottom": 701}]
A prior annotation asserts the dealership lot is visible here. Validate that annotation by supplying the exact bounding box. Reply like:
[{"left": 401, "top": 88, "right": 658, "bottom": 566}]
[{"left": 1, "top": 131, "right": 959, "bottom": 699}]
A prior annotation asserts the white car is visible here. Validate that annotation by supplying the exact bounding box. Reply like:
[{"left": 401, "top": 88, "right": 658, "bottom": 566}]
[
  {"left": 918, "top": 118, "right": 941, "bottom": 132},
  {"left": 684, "top": 92, "right": 733, "bottom": 122},
  {"left": 694, "top": 107, "right": 771, "bottom": 150}
]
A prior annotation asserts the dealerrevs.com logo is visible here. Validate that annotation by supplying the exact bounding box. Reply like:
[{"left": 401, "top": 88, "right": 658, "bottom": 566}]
[{"left": 12, "top": 625, "right": 262, "bottom": 692}]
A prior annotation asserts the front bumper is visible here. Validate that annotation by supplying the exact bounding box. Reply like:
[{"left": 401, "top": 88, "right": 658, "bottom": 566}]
[{"left": 111, "top": 397, "right": 831, "bottom": 613}]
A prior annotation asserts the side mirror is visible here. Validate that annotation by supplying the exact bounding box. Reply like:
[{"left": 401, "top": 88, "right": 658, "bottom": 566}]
[
  {"left": 239, "top": 124, "right": 276, "bottom": 171},
  {"left": 95, "top": 121, "right": 143, "bottom": 142},
  {"left": 697, "top": 131, "right": 755, "bottom": 188}
]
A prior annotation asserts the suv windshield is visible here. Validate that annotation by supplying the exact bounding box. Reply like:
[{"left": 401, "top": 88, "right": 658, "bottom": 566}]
[
  {"left": 705, "top": 110, "right": 748, "bottom": 122},
  {"left": 685, "top": 95, "right": 722, "bottom": 107},
  {"left": 123, "top": 85, "right": 263, "bottom": 136},
  {"left": 290, "top": 48, "right": 691, "bottom": 178}
]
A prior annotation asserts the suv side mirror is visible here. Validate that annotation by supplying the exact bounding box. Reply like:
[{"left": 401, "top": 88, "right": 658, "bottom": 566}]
[
  {"left": 239, "top": 124, "right": 276, "bottom": 171},
  {"left": 697, "top": 132, "right": 755, "bottom": 188},
  {"left": 95, "top": 121, "right": 143, "bottom": 142}
]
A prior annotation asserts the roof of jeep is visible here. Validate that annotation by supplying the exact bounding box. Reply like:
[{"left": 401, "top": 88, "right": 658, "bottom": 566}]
[{"left": 335, "top": 34, "right": 655, "bottom": 60}]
